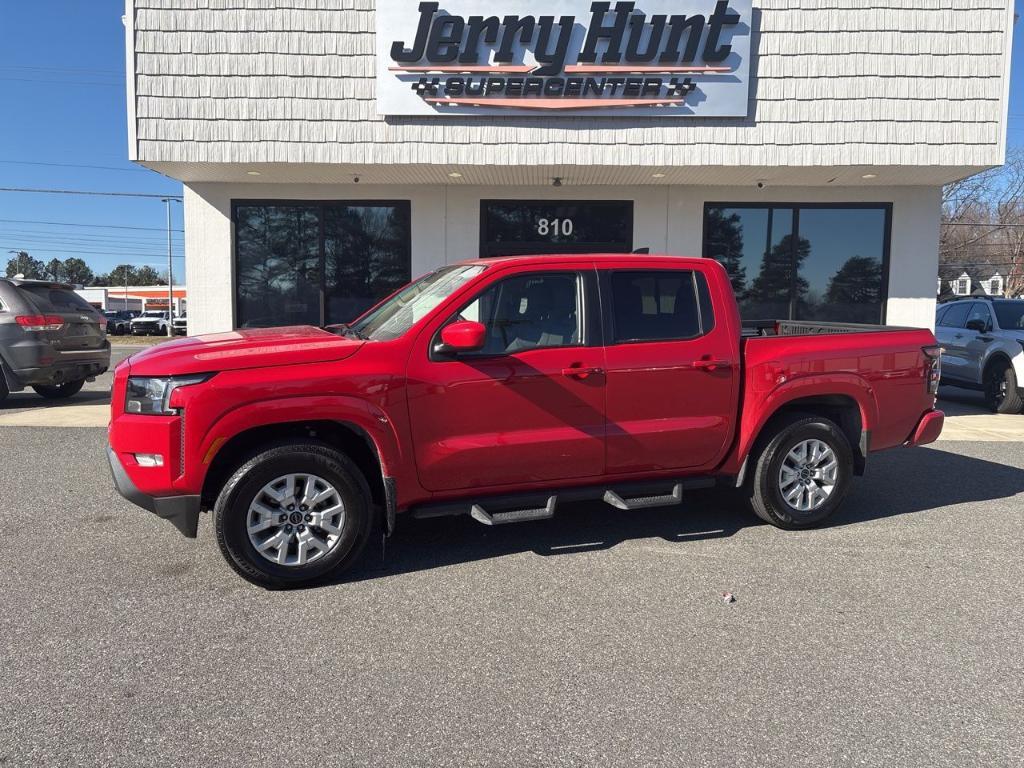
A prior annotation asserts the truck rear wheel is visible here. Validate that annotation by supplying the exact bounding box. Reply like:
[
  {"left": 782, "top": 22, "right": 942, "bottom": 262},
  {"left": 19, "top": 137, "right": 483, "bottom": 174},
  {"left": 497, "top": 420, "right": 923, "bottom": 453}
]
[
  {"left": 746, "top": 415, "right": 853, "bottom": 529},
  {"left": 214, "top": 442, "right": 373, "bottom": 589}
]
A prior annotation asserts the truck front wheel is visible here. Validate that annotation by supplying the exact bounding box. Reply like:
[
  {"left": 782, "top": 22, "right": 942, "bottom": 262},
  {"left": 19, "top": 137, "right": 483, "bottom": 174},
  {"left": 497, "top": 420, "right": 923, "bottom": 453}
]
[
  {"left": 214, "top": 442, "right": 373, "bottom": 588},
  {"left": 746, "top": 415, "right": 854, "bottom": 529}
]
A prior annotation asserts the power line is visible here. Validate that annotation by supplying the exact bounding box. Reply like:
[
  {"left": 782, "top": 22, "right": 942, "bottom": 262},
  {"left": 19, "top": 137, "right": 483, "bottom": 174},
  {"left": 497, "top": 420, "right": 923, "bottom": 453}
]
[
  {"left": 0, "top": 218, "right": 182, "bottom": 232},
  {"left": 2, "top": 245, "right": 185, "bottom": 259},
  {"left": 0, "top": 65, "right": 122, "bottom": 75},
  {"left": 0, "top": 77, "right": 123, "bottom": 87},
  {"left": 0, "top": 160, "right": 150, "bottom": 173},
  {"left": 0, "top": 187, "right": 181, "bottom": 200}
]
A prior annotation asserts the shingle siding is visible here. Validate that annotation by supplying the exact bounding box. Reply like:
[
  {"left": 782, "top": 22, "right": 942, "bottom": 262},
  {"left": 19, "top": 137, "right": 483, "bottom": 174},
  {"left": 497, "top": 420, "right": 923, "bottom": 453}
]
[{"left": 129, "top": 0, "right": 1014, "bottom": 169}]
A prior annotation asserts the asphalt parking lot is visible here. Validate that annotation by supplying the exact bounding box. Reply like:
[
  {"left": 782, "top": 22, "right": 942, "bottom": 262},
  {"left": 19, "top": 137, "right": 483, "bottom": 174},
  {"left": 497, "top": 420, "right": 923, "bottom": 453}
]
[{"left": 1, "top": 355, "right": 1022, "bottom": 767}]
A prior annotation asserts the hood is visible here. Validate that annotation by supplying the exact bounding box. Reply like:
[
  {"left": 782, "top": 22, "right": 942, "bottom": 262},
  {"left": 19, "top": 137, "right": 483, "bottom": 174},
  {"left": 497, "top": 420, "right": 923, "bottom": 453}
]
[{"left": 126, "top": 326, "right": 364, "bottom": 376}]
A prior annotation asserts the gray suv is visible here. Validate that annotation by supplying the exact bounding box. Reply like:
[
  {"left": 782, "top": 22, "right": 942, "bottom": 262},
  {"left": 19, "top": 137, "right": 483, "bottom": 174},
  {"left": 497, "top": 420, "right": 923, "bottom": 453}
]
[
  {"left": 935, "top": 297, "right": 1024, "bottom": 413},
  {"left": 0, "top": 278, "right": 111, "bottom": 403}
]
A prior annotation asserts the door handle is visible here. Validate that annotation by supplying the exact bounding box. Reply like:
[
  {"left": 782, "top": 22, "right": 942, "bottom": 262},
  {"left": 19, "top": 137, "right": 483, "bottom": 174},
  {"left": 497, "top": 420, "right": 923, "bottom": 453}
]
[
  {"left": 561, "top": 366, "right": 604, "bottom": 379},
  {"left": 954, "top": 333, "right": 964, "bottom": 339},
  {"left": 691, "top": 359, "right": 732, "bottom": 371}
]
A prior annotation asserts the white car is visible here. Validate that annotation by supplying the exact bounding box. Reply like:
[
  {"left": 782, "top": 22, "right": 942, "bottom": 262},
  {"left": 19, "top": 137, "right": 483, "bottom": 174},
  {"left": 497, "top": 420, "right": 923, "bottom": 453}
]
[
  {"left": 130, "top": 311, "right": 170, "bottom": 336},
  {"left": 172, "top": 313, "right": 187, "bottom": 336}
]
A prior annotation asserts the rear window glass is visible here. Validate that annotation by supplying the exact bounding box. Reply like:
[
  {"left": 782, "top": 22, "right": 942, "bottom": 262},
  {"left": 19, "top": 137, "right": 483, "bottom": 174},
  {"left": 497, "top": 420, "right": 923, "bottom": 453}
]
[
  {"left": 18, "top": 286, "right": 96, "bottom": 313},
  {"left": 610, "top": 270, "right": 702, "bottom": 343}
]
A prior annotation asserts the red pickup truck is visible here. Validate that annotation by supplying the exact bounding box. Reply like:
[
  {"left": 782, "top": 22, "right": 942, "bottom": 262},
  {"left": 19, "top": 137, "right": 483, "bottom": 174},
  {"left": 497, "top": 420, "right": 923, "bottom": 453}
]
[{"left": 108, "top": 255, "right": 944, "bottom": 587}]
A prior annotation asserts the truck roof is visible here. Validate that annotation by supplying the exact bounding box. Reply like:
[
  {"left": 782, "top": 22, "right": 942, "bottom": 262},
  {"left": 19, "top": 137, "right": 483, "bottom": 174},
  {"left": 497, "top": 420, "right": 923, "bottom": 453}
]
[{"left": 456, "top": 253, "right": 704, "bottom": 266}]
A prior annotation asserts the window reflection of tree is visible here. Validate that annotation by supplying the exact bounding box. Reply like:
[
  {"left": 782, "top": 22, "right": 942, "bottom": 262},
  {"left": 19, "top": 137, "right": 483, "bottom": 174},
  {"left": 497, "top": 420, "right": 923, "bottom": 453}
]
[
  {"left": 819, "top": 256, "right": 883, "bottom": 323},
  {"left": 325, "top": 206, "right": 410, "bottom": 324},
  {"left": 747, "top": 234, "right": 810, "bottom": 315},
  {"left": 236, "top": 206, "right": 319, "bottom": 328},
  {"left": 704, "top": 208, "right": 747, "bottom": 294}
]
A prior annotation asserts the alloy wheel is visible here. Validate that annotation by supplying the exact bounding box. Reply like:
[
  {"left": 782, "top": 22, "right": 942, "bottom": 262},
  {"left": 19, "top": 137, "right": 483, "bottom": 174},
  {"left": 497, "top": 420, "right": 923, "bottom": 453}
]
[
  {"left": 778, "top": 438, "right": 838, "bottom": 514},
  {"left": 246, "top": 473, "right": 346, "bottom": 566}
]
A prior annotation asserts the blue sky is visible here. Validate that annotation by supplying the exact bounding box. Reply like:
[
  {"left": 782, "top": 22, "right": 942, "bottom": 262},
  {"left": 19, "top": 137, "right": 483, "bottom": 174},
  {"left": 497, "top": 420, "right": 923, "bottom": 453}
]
[{"left": 0, "top": 1, "right": 1021, "bottom": 281}]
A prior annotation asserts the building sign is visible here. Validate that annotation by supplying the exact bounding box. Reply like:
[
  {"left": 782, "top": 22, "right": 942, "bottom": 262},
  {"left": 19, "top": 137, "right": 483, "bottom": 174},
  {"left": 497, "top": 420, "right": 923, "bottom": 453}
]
[
  {"left": 376, "top": 1, "right": 752, "bottom": 117},
  {"left": 481, "top": 200, "right": 634, "bottom": 256}
]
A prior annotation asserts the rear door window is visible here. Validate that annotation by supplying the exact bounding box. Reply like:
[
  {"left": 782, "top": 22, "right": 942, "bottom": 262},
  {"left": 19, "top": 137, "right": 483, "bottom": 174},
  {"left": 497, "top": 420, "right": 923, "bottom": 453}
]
[
  {"left": 18, "top": 286, "right": 97, "bottom": 314},
  {"left": 939, "top": 302, "right": 970, "bottom": 329},
  {"left": 609, "top": 270, "right": 704, "bottom": 343}
]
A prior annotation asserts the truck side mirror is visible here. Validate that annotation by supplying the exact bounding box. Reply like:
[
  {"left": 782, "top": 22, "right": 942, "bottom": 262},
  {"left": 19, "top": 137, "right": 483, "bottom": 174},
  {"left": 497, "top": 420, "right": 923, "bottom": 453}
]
[{"left": 436, "top": 320, "right": 486, "bottom": 354}]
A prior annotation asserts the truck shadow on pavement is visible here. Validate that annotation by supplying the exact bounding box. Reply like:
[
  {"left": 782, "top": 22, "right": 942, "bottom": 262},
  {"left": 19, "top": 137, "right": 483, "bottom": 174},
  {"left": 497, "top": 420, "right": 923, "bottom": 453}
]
[{"left": 345, "top": 445, "right": 1024, "bottom": 584}]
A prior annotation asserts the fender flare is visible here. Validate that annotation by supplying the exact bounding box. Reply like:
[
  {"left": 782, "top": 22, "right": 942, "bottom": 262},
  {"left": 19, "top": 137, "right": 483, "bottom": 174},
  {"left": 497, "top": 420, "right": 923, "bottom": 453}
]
[
  {"left": 737, "top": 373, "right": 879, "bottom": 470},
  {"left": 198, "top": 394, "right": 404, "bottom": 483}
]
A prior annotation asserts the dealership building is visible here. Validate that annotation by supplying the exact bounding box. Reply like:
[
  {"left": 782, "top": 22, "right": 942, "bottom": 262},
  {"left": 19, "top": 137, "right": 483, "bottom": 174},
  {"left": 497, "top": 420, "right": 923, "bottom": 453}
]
[{"left": 124, "top": 0, "right": 1015, "bottom": 336}]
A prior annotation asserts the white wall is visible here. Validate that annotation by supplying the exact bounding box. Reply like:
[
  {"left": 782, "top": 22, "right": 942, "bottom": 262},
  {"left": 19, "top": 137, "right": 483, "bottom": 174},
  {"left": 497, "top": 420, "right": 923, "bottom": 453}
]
[{"left": 184, "top": 181, "right": 941, "bottom": 335}]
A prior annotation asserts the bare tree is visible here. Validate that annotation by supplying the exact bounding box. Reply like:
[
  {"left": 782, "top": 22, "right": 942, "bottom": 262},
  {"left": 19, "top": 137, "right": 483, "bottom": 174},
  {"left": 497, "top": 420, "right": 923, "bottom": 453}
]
[{"left": 941, "top": 148, "right": 1024, "bottom": 298}]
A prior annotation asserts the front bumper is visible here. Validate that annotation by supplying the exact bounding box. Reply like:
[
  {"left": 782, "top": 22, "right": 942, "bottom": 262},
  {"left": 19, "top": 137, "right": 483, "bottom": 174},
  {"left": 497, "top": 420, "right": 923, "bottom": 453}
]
[
  {"left": 907, "top": 409, "right": 944, "bottom": 447},
  {"left": 107, "top": 444, "right": 201, "bottom": 538}
]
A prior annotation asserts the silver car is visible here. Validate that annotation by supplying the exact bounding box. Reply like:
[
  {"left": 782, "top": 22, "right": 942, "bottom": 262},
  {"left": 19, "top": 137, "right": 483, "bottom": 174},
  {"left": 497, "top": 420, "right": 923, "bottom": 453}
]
[{"left": 935, "top": 297, "right": 1024, "bottom": 413}]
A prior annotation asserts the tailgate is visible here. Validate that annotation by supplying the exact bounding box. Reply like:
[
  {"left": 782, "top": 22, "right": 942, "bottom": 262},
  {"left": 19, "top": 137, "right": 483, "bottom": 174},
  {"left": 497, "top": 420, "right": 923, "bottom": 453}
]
[{"left": 17, "top": 284, "right": 106, "bottom": 352}]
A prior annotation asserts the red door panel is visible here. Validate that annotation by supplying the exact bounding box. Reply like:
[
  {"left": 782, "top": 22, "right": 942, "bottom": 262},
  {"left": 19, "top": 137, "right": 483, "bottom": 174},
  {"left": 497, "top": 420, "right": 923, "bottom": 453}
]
[
  {"left": 602, "top": 267, "right": 740, "bottom": 474},
  {"left": 406, "top": 266, "right": 606, "bottom": 492},
  {"left": 407, "top": 348, "right": 607, "bottom": 491}
]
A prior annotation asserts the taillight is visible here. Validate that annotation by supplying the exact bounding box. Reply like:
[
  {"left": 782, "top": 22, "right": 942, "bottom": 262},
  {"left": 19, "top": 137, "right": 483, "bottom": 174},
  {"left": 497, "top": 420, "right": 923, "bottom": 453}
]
[
  {"left": 922, "top": 345, "right": 942, "bottom": 396},
  {"left": 15, "top": 315, "right": 64, "bottom": 332}
]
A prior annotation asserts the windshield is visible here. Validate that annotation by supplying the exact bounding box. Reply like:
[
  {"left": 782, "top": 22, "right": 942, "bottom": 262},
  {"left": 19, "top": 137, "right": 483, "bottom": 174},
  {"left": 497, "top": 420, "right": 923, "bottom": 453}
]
[
  {"left": 351, "top": 264, "right": 488, "bottom": 341},
  {"left": 18, "top": 285, "right": 96, "bottom": 313},
  {"left": 141, "top": 311, "right": 165, "bottom": 318},
  {"left": 994, "top": 301, "right": 1024, "bottom": 331}
]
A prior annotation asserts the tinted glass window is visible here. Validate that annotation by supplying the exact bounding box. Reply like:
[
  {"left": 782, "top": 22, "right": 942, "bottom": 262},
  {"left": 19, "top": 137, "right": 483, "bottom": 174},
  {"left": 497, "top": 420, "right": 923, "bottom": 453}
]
[
  {"left": 456, "top": 272, "right": 581, "bottom": 355},
  {"left": 18, "top": 286, "right": 96, "bottom": 313},
  {"left": 941, "top": 302, "right": 970, "bottom": 329},
  {"left": 234, "top": 201, "right": 411, "bottom": 329},
  {"left": 704, "top": 205, "right": 888, "bottom": 324},
  {"left": 235, "top": 205, "right": 320, "bottom": 328},
  {"left": 481, "top": 200, "right": 633, "bottom": 257},
  {"left": 993, "top": 301, "right": 1024, "bottom": 330},
  {"left": 610, "top": 270, "right": 701, "bottom": 343},
  {"left": 324, "top": 205, "right": 411, "bottom": 324},
  {"left": 935, "top": 305, "right": 948, "bottom": 325}
]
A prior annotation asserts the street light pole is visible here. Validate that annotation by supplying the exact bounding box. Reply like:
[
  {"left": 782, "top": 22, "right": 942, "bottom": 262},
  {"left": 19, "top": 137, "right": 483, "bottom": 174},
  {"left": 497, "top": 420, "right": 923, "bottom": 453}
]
[{"left": 162, "top": 198, "right": 180, "bottom": 337}]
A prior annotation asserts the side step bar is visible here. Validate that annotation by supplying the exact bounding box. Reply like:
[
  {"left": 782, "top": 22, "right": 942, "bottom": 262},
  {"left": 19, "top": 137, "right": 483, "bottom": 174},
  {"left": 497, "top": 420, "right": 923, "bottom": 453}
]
[
  {"left": 603, "top": 483, "right": 683, "bottom": 511},
  {"left": 411, "top": 477, "right": 717, "bottom": 526},
  {"left": 470, "top": 496, "right": 557, "bottom": 526}
]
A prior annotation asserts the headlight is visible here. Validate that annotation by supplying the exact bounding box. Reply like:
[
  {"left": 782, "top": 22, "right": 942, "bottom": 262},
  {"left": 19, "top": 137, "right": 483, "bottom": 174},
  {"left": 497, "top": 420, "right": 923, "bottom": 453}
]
[{"left": 125, "top": 374, "right": 212, "bottom": 415}]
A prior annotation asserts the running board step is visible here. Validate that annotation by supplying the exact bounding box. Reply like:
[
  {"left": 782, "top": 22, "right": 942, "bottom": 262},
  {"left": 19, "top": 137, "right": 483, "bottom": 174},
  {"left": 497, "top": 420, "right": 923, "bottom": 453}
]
[
  {"left": 603, "top": 483, "right": 683, "bottom": 511},
  {"left": 470, "top": 496, "right": 557, "bottom": 526}
]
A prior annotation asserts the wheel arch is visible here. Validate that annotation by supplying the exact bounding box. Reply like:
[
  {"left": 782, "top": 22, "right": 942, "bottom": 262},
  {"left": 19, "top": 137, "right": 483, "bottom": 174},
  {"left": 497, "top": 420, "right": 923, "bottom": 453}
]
[
  {"left": 738, "top": 387, "right": 873, "bottom": 484},
  {"left": 200, "top": 419, "right": 393, "bottom": 531}
]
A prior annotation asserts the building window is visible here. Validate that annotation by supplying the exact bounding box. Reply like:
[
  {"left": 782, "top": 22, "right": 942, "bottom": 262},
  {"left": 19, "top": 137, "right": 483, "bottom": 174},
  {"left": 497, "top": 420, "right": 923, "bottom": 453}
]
[
  {"left": 989, "top": 277, "right": 1002, "bottom": 295},
  {"left": 480, "top": 200, "right": 633, "bottom": 257},
  {"left": 233, "top": 201, "right": 411, "bottom": 328},
  {"left": 702, "top": 204, "right": 891, "bottom": 324},
  {"left": 957, "top": 277, "right": 968, "bottom": 295}
]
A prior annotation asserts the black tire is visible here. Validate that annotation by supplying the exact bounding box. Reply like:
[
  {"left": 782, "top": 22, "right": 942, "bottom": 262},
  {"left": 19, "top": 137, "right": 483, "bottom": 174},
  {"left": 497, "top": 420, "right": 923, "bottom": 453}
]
[
  {"left": 214, "top": 442, "right": 374, "bottom": 589},
  {"left": 32, "top": 379, "right": 85, "bottom": 399},
  {"left": 0, "top": 367, "right": 8, "bottom": 404},
  {"left": 984, "top": 361, "right": 1023, "bottom": 414},
  {"left": 745, "top": 414, "right": 854, "bottom": 529}
]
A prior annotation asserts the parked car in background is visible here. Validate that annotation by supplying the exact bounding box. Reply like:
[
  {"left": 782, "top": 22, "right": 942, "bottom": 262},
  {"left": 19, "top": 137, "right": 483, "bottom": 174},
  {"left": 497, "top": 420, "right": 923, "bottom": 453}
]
[
  {"left": 103, "top": 310, "right": 137, "bottom": 336},
  {"left": 130, "top": 311, "right": 170, "bottom": 336},
  {"left": 0, "top": 278, "right": 110, "bottom": 403},
  {"left": 108, "top": 254, "right": 944, "bottom": 588},
  {"left": 935, "top": 297, "right": 1024, "bottom": 413},
  {"left": 172, "top": 313, "right": 187, "bottom": 336}
]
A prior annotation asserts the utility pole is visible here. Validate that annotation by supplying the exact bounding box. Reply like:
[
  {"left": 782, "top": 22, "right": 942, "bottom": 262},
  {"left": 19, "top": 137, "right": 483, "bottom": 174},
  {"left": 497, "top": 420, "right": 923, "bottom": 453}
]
[{"left": 162, "top": 198, "right": 180, "bottom": 336}]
